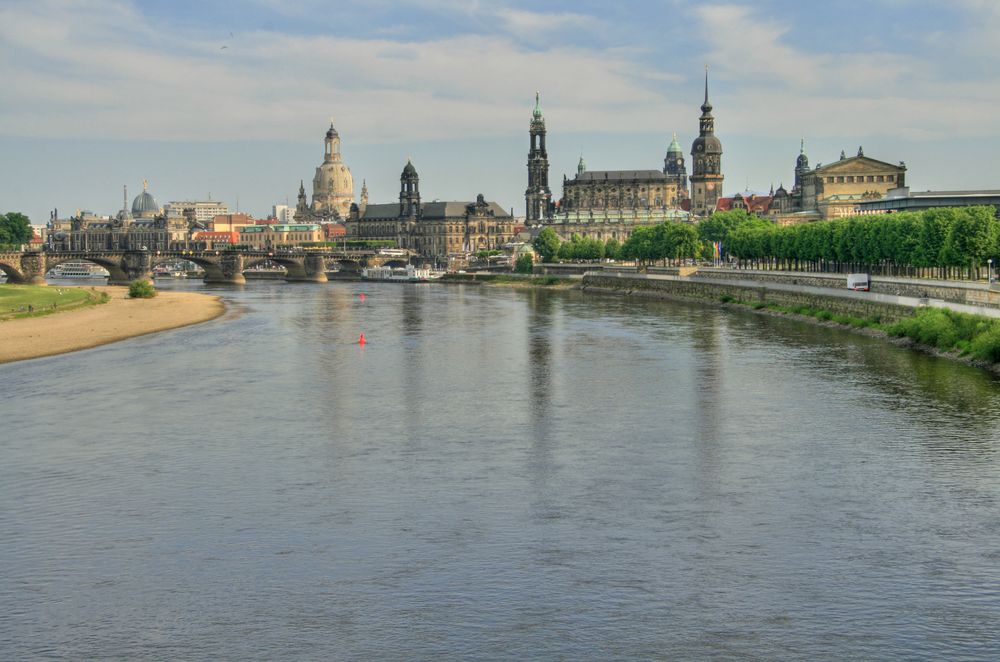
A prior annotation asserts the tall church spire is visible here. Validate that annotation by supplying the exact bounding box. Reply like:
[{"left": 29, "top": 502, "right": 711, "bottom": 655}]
[
  {"left": 525, "top": 91, "right": 551, "bottom": 222},
  {"left": 690, "top": 66, "right": 724, "bottom": 217}
]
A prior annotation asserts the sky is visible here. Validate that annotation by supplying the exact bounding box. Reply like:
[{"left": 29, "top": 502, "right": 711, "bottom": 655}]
[{"left": 2, "top": 0, "right": 1000, "bottom": 225}]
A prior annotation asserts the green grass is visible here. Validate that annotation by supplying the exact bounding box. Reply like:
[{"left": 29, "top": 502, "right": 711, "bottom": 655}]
[
  {"left": 0, "top": 284, "right": 109, "bottom": 321},
  {"left": 887, "top": 307, "right": 1000, "bottom": 361}
]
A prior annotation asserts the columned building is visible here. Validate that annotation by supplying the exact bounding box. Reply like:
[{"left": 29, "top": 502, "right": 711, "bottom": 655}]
[
  {"left": 769, "top": 144, "right": 908, "bottom": 223},
  {"left": 689, "top": 69, "right": 724, "bottom": 217},
  {"left": 525, "top": 93, "right": 552, "bottom": 222}
]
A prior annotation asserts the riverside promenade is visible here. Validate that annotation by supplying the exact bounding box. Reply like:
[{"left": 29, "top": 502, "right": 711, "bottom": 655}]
[{"left": 582, "top": 267, "right": 1000, "bottom": 319}]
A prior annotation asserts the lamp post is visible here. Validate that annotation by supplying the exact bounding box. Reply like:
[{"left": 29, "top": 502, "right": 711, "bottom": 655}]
[{"left": 989, "top": 258, "right": 994, "bottom": 283}]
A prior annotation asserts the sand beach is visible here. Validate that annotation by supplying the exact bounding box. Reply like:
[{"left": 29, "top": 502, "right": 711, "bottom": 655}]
[{"left": 0, "top": 286, "right": 225, "bottom": 364}]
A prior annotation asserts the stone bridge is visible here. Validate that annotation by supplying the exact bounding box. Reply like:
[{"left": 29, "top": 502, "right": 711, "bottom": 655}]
[{"left": 0, "top": 249, "right": 406, "bottom": 286}]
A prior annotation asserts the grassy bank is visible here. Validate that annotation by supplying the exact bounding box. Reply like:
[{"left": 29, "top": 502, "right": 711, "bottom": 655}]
[
  {"left": 0, "top": 285, "right": 110, "bottom": 321},
  {"left": 716, "top": 292, "right": 1000, "bottom": 366}
]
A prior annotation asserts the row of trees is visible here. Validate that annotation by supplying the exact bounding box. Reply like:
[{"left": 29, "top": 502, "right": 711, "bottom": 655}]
[
  {"left": 0, "top": 212, "right": 32, "bottom": 249},
  {"left": 723, "top": 206, "right": 1000, "bottom": 279},
  {"left": 532, "top": 225, "right": 701, "bottom": 265}
]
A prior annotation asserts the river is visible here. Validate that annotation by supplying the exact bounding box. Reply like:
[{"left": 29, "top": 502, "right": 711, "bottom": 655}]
[{"left": 2, "top": 280, "right": 1000, "bottom": 660}]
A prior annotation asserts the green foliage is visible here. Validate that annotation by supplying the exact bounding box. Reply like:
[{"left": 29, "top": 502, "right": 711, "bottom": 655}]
[
  {"left": 514, "top": 254, "right": 534, "bottom": 274},
  {"left": 604, "top": 238, "right": 621, "bottom": 260},
  {"left": 556, "top": 234, "right": 605, "bottom": 261},
  {"left": 127, "top": 279, "right": 157, "bottom": 298},
  {"left": 620, "top": 222, "right": 701, "bottom": 264},
  {"left": 725, "top": 206, "right": 1000, "bottom": 273},
  {"left": 888, "top": 307, "right": 1000, "bottom": 358},
  {"left": 0, "top": 212, "right": 33, "bottom": 246},
  {"left": 532, "top": 227, "right": 561, "bottom": 263}
]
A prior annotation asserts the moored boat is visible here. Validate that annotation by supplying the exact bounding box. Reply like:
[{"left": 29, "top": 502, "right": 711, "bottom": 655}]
[{"left": 361, "top": 264, "right": 442, "bottom": 282}]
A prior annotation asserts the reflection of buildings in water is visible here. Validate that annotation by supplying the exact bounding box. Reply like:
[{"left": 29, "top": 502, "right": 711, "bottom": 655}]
[
  {"left": 527, "top": 289, "right": 555, "bottom": 441},
  {"left": 689, "top": 314, "right": 726, "bottom": 451},
  {"left": 400, "top": 286, "right": 427, "bottom": 434}
]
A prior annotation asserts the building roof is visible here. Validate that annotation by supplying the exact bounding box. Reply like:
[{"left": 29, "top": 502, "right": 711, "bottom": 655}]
[
  {"left": 359, "top": 200, "right": 512, "bottom": 220},
  {"left": 813, "top": 154, "right": 905, "bottom": 173},
  {"left": 132, "top": 190, "right": 158, "bottom": 215},
  {"left": 573, "top": 170, "right": 669, "bottom": 182},
  {"left": 716, "top": 194, "right": 774, "bottom": 213}
]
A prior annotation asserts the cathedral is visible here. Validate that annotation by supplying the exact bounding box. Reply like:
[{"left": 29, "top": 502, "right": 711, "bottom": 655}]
[
  {"left": 295, "top": 123, "right": 355, "bottom": 222},
  {"left": 345, "top": 160, "right": 518, "bottom": 259},
  {"left": 529, "top": 72, "right": 723, "bottom": 242}
]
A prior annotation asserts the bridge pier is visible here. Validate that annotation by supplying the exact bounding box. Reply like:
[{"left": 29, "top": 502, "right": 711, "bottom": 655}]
[
  {"left": 107, "top": 250, "right": 153, "bottom": 286},
  {"left": 203, "top": 253, "right": 246, "bottom": 285},
  {"left": 20, "top": 253, "right": 48, "bottom": 285},
  {"left": 285, "top": 255, "right": 328, "bottom": 283}
]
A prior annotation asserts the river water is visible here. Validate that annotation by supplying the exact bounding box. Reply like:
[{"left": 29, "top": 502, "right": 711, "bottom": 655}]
[{"left": 2, "top": 280, "right": 1000, "bottom": 660}]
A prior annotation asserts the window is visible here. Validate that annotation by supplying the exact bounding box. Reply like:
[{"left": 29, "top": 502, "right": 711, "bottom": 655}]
[
  {"left": 888, "top": 175, "right": 895, "bottom": 182},
  {"left": 876, "top": 175, "right": 884, "bottom": 182}
]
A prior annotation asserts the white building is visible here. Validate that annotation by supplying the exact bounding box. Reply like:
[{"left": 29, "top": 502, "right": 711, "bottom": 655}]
[
  {"left": 163, "top": 200, "right": 230, "bottom": 225},
  {"left": 272, "top": 204, "right": 297, "bottom": 224}
]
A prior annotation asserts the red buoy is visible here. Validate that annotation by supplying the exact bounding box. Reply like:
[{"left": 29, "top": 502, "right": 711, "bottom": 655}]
[
  {"left": 359, "top": 293, "right": 366, "bottom": 302},
  {"left": 358, "top": 333, "right": 366, "bottom": 345}
]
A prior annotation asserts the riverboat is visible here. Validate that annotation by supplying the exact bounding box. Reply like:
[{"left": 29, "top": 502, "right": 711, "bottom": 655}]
[
  {"left": 361, "top": 264, "right": 442, "bottom": 282},
  {"left": 47, "top": 261, "right": 110, "bottom": 279},
  {"left": 152, "top": 264, "right": 187, "bottom": 278}
]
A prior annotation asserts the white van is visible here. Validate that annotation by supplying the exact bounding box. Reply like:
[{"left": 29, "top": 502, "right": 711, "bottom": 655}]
[{"left": 847, "top": 273, "right": 870, "bottom": 291}]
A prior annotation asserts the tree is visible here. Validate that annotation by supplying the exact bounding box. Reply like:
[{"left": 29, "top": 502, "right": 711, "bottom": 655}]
[
  {"left": 0, "top": 212, "right": 32, "bottom": 246},
  {"left": 514, "top": 253, "right": 534, "bottom": 274},
  {"left": 127, "top": 279, "right": 157, "bottom": 298},
  {"left": 604, "top": 238, "right": 620, "bottom": 260},
  {"left": 532, "top": 227, "right": 561, "bottom": 263}
]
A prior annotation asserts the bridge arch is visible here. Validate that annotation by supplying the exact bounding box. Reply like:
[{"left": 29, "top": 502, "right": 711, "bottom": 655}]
[
  {"left": 0, "top": 255, "right": 26, "bottom": 282},
  {"left": 149, "top": 254, "right": 225, "bottom": 282},
  {"left": 44, "top": 256, "right": 124, "bottom": 283}
]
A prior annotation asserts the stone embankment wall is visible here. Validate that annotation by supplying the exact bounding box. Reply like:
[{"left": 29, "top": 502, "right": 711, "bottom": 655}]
[
  {"left": 694, "top": 268, "right": 1000, "bottom": 310},
  {"left": 582, "top": 272, "right": 914, "bottom": 324}
]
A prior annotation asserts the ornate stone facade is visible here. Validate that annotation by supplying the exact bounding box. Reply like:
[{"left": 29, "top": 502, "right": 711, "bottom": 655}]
[
  {"left": 769, "top": 144, "right": 907, "bottom": 223},
  {"left": 525, "top": 93, "right": 552, "bottom": 221},
  {"left": 296, "top": 123, "right": 354, "bottom": 222},
  {"left": 689, "top": 69, "right": 724, "bottom": 217},
  {"left": 346, "top": 161, "right": 517, "bottom": 259},
  {"left": 48, "top": 183, "right": 190, "bottom": 252}
]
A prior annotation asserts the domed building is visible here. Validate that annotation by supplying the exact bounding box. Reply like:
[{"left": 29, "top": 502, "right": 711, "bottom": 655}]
[
  {"left": 131, "top": 179, "right": 160, "bottom": 219},
  {"left": 310, "top": 123, "right": 354, "bottom": 220}
]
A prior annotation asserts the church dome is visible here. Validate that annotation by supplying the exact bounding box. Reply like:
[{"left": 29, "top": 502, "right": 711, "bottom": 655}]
[
  {"left": 401, "top": 160, "right": 418, "bottom": 178},
  {"left": 326, "top": 123, "right": 339, "bottom": 140},
  {"left": 131, "top": 182, "right": 158, "bottom": 216},
  {"left": 691, "top": 134, "right": 722, "bottom": 155}
]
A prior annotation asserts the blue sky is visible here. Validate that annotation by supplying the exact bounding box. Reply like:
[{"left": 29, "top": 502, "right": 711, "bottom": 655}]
[{"left": 2, "top": 0, "right": 999, "bottom": 225}]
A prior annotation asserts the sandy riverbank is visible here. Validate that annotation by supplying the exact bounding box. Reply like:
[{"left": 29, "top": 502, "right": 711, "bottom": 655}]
[{"left": 0, "top": 286, "right": 226, "bottom": 364}]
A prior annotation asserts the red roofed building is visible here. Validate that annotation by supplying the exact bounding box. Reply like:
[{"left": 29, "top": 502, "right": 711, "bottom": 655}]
[
  {"left": 193, "top": 231, "right": 240, "bottom": 249},
  {"left": 715, "top": 192, "right": 774, "bottom": 216},
  {"left": 322, "top": 222, "right": 346, "bottom": 240}
]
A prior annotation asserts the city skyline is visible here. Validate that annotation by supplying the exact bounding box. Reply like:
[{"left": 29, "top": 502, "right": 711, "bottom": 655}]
[{"left": 3, "top": 0, "right": 999, "bottom": 225}]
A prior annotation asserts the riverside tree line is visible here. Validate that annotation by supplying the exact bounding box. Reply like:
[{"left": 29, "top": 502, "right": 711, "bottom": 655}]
[{"left": 531, "top": 206, "right": 1000, "bottom": 279}]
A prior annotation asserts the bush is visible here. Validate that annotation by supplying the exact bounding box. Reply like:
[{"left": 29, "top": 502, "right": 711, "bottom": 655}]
[
  {"left": 514, "top": 254, "right": 534, "bottom": 274},
  {"left": 128, "top": 279, "right": 157, "bottom": 298}
]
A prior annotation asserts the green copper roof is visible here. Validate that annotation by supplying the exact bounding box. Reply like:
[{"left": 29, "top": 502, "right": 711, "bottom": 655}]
[
  {"left": 532, "top": 91, "right": 543, "bottom": 120},
  {"left": 667, "top": 132, "right": 682, "bottom": 154}
]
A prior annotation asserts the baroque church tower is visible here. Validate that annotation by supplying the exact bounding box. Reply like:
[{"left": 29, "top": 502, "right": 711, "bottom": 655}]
[
  {"left": 399, "top": 159, "right": 421, "bottom": 218},
  {"left": 663, "top": 133, "right": 688, "bottom": 197},
  {"left": 689, "top": 68, "right": 724, "bottom": 217},
  {"left": 525, "top": 92, "right": 552, "bottom": 222},
  {"left": 311, "top": 123, "right": 355, "bottom": 219}
]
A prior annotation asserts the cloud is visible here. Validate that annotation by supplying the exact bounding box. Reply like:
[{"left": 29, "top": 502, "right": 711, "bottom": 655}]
[
  {"left": 0, "top": 0, "right": 690, "bottom": 145},
  {"left": 693, "top": 2, "right": 1000, "bottom": 141}
]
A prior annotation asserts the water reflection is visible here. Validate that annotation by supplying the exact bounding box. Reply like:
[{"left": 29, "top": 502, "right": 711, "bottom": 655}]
[{"left": 2, "top": 280, "right": 1000, "bottom": 660}]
